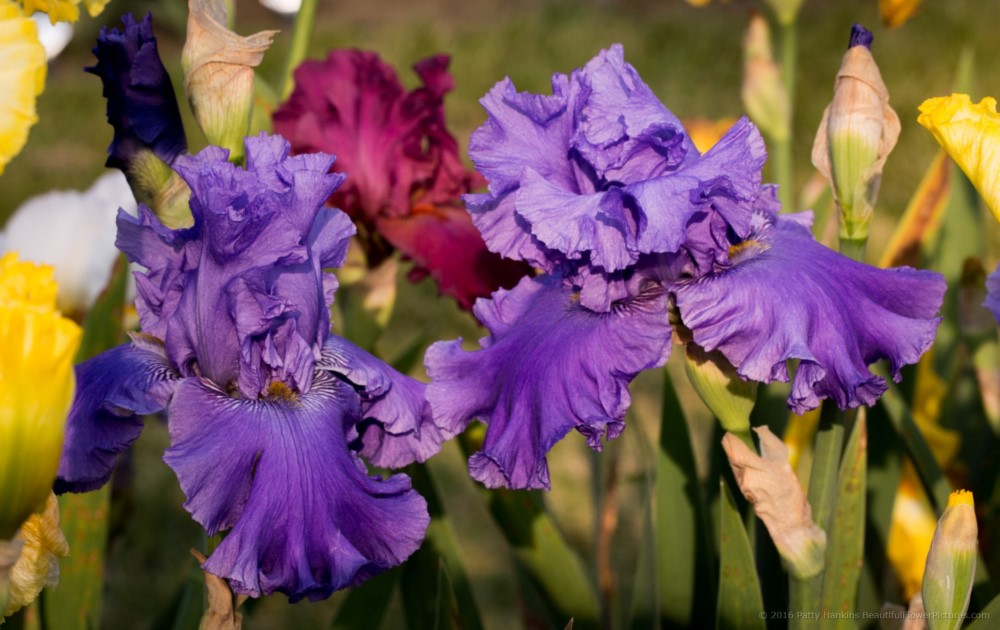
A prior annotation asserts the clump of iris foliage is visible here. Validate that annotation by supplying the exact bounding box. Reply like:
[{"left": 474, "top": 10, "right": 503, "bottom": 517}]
[{"left": 1, "top": 0, "right": 1000, "bottom": 629}]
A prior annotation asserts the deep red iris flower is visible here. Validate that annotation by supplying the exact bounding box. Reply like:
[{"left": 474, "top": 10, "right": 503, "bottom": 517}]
[{"left": 273, "top": 50, "right": 529, "bottom": 309}]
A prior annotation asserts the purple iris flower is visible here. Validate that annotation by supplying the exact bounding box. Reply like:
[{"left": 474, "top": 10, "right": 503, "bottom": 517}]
[
  {"left": 427, "top": 45, "right": 946, "bottom": 490},
  {"left": 88, "top": 13, "right": 187, "bottom": 172},
  {"left": 987, "top": 264, "right": 1000, "bottom": 324},
  {"left": 56, "top": 134, "right": 443, "bottom": 600}
]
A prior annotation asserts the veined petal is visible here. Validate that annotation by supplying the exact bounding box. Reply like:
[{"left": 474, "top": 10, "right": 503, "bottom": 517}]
[
  {"left": 673, "top": 213, "right": 945, "bottom": 413},
  {"left": 918, "top": 94, "right": 1000, "bottom": 223},
  {"left": 55, "top": 338, "right": 179, "bottom": 493},
  {"left": 163, "top": 374, "right": 428, "bottom": 600},
  {"left": 317, "top": 335, "right": 444, "bottom": 468},
  {"left": 425, "top": 275, "right": 671, "bottom": 490}
]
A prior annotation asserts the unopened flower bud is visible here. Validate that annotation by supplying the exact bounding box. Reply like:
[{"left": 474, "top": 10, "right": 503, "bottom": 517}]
[
  {"left": 684, "top": 343, "right": 757, "bottom": 435},
  {"left": 722, "top": 427, "right": 827, "bottom": 578},
  {"left": 182, "top": 0, "right": 276, "bottom": 162},
  {"left": 812, "top": 24, "right": 900, "bottom": 248},
  {"left": 922, "top": 490, "right": 978, "bottom": 630},
  {"left": 742, "top": 13, "right": 789, "bottom": 142},
  {"left": 763, "top": 0, "right": 804, "bottom": 26}
]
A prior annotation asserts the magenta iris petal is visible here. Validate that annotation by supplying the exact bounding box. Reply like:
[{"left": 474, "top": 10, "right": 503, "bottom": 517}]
[
  {"left": 425, "top": 276, "right": 671, "bottom": 489},
  {"left": 88, "top": 13, "right": 187, "bottom": 171},
  {"left": 163, "top": 375, "right": 428, "bottom": 601},
  {"left": 673, "top": 213, "right": 945, "bottom": 413},
  {"left": 273, "top": 50, "right": 525, "bottom": 308},
  {"left": 56, "top": 339, "right": 179, "bottom": 493}
]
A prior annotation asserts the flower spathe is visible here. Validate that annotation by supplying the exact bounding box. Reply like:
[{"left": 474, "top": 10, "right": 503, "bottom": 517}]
[
  {"left": 0, "top": 253, "right": 81, "bottom": 538},
  {"left": 273, "top": 49, "right": 529, "bottom": 309},
  {"left": 428, "top": 45, "right": 946, "bottom": 490},
  {"left": 918, "top": 94, "right": 1000, "bottom": 224},
  {"left": 0, "top": 1, "right": 46, "bottom": 176},
  {"left": 57, "top": 134, "right": 442, "bottom": 599}
]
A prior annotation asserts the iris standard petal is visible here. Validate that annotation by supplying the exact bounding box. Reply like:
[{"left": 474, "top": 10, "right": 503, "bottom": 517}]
[
  {"left": 55, "top": 338, "right": 179, "bottom": 493},
  {"left": 425, "top": 275, "right": 671, "bottom": 489},
  {"left": 673, "top": 214, "right": 945, "bottom": 413},
  {"left": 163, "top": 374, "right": 429, "bottom": 601}
]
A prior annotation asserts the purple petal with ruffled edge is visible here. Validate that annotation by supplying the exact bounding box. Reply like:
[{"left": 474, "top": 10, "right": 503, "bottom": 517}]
[
  {"left": 672, "top": 213, "right": 945, "bottom": 414},
  {"left": 425, "top": 275, "right": 671, "bottom": 489},
  {"left": 55, "top": 337, "right": 179, "bottom": 493},
  {"left": 464, "top": 73, "right": 577, "bottom": 269},
  {"left": 317, "top": 336, "right": 446, "bottom": 468},
  {"left": 163, "top": 374, "right": 428, "bottom": 601},
  {"left": 986, "top": 263, "right": 1000, "bottom": 324},
  {"left": 572, "top": 44, "right": 696, "bottom": 183},
  {"left": 87, "top": 13, "right": 187, "bottom": 171},
  {"left": 126, "top": 134, "right": 351, "bottom": 396}
]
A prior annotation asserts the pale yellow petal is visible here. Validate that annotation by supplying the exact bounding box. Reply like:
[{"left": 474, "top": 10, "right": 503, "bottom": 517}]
[
  {"left": 0, "top": 2, "right": 46, "bottom": 175},
  {"left": 918, "top": 94, "right": 1000, "bottom": 224}
]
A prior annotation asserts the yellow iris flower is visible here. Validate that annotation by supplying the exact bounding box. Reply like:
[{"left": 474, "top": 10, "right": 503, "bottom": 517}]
[
  {"left": 918, "top": 94, "right": 1000, "bottom": 224},
  {"left": 0, "top": 0, "right": 111, "bottom": 175},
  {"left": 18, "top": 0, "right": 108, "bottom": 24},
  {"left": 0, "top": 253, "right": 81, "bottom": 540},
  {"left": 0, "top": 1, "right": 46, "bottom": 176},
  {"left": 880, "top": 0, "right": 922, "bottom": 28}
]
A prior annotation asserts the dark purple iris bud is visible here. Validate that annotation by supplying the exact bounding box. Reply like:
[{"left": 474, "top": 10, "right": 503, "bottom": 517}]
[
  {"left": 88, "top": 13, "right": 187, "bottom": 173},
  {"left": 849, "top": 23, "right": 874, "bottom": 49}
]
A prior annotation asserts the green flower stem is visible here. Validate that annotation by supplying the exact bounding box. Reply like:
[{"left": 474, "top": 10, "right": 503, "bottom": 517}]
[
  {"left": 838, "top": 237, "right": 867, "bottom": 262},
  {"left": 791, "top": 404, "right": 847, "bottom": 629},
  {"left": 0, "top": 539, "right": 21, "bottom": 619},
  {"left": 776, "top": 18, "right": 797, "bottom": 212},
  {"left": 280, "top": 0, "right": 319, "bottom": 100}
]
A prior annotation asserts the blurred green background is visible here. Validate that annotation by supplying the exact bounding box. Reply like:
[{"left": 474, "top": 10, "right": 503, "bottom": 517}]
[{"left": 4, "top": 0, "right": 1000, "bottom": 628}]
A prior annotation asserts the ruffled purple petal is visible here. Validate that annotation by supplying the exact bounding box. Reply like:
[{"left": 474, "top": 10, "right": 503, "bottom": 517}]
[
  {"left": 87, "top": 13, "right": 187, "bottom": 171},
  {"left": 163, "top": 375, "right": 428, "bottom": 600},
  {"left": 117, "top": 205, "right": 200, "bottom": 339},
  {"left": 142, "top": 134, "right": 350, "bottom": 396},
  {"left": 986, "top": 263, "right": 1000, "bottom": 324},
  {"left": 572, "top": 44, "right": 696, "bottom": 182},
  {"left": 55, "top": 338, "right": 180, "bottom": 493},
  {"left": 672, "top": 213, "right": 946, "bottom": 413},
  {"left": 317, "top": 336, "right": 445, "bottom": 467},
  {"left": 425, "top": 275, "right": 671, "bottom": 490}
]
